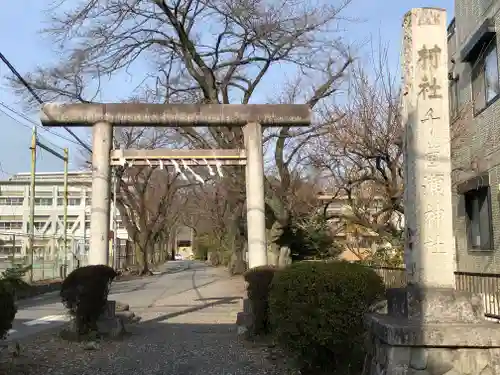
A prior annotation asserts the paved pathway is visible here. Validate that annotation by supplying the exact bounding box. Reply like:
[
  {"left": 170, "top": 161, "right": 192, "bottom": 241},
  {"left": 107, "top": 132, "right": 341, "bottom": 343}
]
[
  {"left": 4, "top": 263, "right": 284, "bottom": 375},
  {"left": 6, "top": 260, "right": 194, "bottom": 341}
]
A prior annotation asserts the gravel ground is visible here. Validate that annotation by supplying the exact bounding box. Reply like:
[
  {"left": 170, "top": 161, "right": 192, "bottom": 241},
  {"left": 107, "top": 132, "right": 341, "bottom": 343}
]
[{"left": 0, "top": 270, "right": 296, "bottom": 375}]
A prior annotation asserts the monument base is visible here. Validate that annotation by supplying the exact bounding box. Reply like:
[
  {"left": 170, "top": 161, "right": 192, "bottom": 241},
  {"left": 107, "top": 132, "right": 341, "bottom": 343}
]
[{"left": 364, "top": 286, "right": 500, "bottom": 375}]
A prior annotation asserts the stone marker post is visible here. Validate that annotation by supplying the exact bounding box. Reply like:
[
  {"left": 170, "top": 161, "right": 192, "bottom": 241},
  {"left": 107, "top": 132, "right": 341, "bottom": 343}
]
[
  {"left": 363, "top": 8, "right": 500, "bottom": 375},
  {"left": 401, "top": 6, "right": 455, "bottom": 289}
]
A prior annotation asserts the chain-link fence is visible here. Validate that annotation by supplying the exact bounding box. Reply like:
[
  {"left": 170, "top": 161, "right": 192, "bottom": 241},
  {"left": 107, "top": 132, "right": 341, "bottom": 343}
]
[{"left": 0, "top": 232, "right": 88, "bottom": 282}]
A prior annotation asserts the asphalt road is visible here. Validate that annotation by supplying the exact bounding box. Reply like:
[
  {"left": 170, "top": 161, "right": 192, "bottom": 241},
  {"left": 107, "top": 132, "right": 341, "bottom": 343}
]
[{"left": 6, "top": 260, "right": 220, "bottom": 341}]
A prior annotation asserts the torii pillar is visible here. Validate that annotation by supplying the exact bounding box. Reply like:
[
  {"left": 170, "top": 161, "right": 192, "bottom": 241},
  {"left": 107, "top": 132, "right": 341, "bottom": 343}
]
[{"left": 40, "top": 103, "right": 311, "bottom": 269}]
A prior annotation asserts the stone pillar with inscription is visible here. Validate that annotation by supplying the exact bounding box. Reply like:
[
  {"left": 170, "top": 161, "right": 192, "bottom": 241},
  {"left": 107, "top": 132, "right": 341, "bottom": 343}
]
[
  {"left": 363, "top": 8, "right": 500, "bottom": 375},
  {"left": 402, "top": 6, "right": 455, "bottom": 289}
]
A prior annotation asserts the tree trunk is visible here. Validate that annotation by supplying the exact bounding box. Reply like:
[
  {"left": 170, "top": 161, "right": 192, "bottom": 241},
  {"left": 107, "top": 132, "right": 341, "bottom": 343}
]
[
  {"left": 268, "top": 220, "right": 288, "bottom": 266},
  {"left": 229, "top": 228, "right": 247, "bottom": 274},
  {"left": 161, "top": 233, "right": 170, "bottom": 262},
  {"left": 134, "top": 233, "right": 152, "bottom": 275},
  {"left": 278, "top": 246, "right": 292, "bottom": 267},
  {"left": 267, "top": 241, "right": 279, "bottom": 266},
  {"left": 227, "top": 204, "right": 247, "bottom": 274}
]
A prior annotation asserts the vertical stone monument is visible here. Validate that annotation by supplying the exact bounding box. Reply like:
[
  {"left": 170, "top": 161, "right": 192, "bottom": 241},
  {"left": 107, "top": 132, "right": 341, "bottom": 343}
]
[{"left": 363, "top": 8, "right": 500, "bottom": 375}]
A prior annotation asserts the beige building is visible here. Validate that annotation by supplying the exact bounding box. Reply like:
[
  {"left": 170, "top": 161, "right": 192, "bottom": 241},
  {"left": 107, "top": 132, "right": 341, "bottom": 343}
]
[
  {"left": 0, "top": 171, "right": 132, "bottom": 257},
  {"left": 317, "top": 193, "right": 402, "bottom": 262}
]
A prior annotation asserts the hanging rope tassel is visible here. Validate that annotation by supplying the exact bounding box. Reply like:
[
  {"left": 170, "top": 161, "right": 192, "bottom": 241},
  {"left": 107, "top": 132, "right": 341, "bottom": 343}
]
[
  {"left": 215, "top": 160, "right": 224, "bottom": 177},
  {"left": 172, "top": 159, "right": 188, "bottom": 180},
  {"left": 182, "top": 160, "right": 205, "bottom": 184},
  {"left": 202, "top": 158, "right": 215, "bottom": 176}
]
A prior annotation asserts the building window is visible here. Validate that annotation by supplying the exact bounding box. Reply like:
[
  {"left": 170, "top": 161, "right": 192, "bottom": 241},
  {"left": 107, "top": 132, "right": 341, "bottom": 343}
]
[
  {"left": 465, "top": 187, "right": 493, "bottom": 250},
  {"left": 34, "top": 198, "right": 53, "bottom": 206},
  {"left": 449, "top": 78, "right": 459, "bottom": 119},
  {"left": 0, "top": 246, "right": 21, "bottom": 256},
  {"left": 27, "top": 222, "right": 47, "bottom": 231},
  {"left": 57, "top": 197, "right": 81, "bottom": 206},
  {"left": 0, "top": 197, "right": 24, "bottom": 206},
  {"left": 0, "top": 222, "right": 22, "bottom": 230},
  {"left": 65, "top": 222, "right": 75, "bottom": 230},
  {"left": 57, "top": 216, "right": 78, "bottom": 231},
  {"left": 471, "top": 41, "right": 500, "bottom": 114}
]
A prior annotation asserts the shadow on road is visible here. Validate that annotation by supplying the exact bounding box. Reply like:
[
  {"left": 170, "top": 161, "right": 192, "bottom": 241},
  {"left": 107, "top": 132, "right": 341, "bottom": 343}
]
[{"left": 144, "top": 295, "right": 242, "bottom": 324}]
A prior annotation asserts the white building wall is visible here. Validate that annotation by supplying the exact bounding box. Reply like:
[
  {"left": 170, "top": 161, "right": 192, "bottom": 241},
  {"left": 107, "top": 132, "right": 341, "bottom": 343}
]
[{"left": 0, "top": 171, "right": 129, "bottom": 259}]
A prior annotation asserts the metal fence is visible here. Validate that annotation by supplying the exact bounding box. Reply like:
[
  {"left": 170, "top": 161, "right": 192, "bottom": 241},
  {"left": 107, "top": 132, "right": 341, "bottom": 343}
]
[
  {"left": 0, "top": 232, "right": 88, "bottom": 282},
  {"left": 369, "top": 266, "right": 500, "bottom": 320},
  {"left": 114, "top": 239, "right": 167, "bottom": 270},
  {"left": 0, "top": 233, "right": 171, "bottom": 281}
]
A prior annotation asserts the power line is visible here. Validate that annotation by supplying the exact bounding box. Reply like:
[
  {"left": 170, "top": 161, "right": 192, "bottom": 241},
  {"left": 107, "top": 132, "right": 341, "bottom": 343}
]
[
  {"left": 0, "top": 162, "right": 13, "bottom": 177},
  {"left": 0, "top": 51, "right": 92, "bottom": 154},
  {"left": 38, "top": 133, "right": 65, "bottom": 153},
  {"left": 0, "top": 100, "right": 83, "bottom": 147}
]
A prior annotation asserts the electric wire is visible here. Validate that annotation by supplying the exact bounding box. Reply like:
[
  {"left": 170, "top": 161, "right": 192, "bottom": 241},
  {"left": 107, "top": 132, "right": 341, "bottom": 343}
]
[
  {"left": 0, "top": 100, "right": 82, "bottom": 148},
  {"left": 0, "top": 51, "right": 92, "bottom": 153}
]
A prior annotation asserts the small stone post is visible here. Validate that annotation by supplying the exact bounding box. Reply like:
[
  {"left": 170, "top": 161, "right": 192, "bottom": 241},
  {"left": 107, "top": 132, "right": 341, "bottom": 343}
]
[{"left": 363, "top": 8, "right": 500, "bottom": 375}]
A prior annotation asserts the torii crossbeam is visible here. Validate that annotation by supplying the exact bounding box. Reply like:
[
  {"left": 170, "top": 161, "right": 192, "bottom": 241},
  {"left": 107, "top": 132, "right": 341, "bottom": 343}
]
[{"left": 40, "top": 103, "right": 311, "bottom": 269}]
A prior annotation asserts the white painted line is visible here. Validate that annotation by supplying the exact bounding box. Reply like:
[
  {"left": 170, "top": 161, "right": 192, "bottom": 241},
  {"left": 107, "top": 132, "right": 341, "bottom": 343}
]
[
  {"left": 8, "top": 329, "right": 16, "bottom": 334},
  {"left": 23, "top": 314, "right": 70, "bottom": 326}
]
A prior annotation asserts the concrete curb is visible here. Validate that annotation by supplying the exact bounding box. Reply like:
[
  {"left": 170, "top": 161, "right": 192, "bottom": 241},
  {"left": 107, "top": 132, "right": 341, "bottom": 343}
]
[{"left": 15, "top": 281, "right": 62, "bottom": 301}]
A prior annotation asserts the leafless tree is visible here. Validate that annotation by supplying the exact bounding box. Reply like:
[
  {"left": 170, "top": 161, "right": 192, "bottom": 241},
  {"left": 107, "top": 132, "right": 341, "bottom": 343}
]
[
  {"left": 311, "top": 48, "right": 474, "bottom": 263},
  {"left": 119, "top": 165, "right": 192, "bottom": 274},
  {"left": 76, "top": 125, "right": 190, "bottom": 274},
  {"left": 182, "top": 182, "right": 238, "bottom": 271},
  {"left": 263, "top": 72, "right": 351, "bottom": 266},
  {"left": 10, "top": 0, "right": 355, "bottom": 271}
]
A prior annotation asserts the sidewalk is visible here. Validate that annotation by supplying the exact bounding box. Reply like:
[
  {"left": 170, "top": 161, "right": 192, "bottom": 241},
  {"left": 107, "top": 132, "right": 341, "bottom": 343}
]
[{"left": 2, "top": 267, "right": 287, "bottom": 375}]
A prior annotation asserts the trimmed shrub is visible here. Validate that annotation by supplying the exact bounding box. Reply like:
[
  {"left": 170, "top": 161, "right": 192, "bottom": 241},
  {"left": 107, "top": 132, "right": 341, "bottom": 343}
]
[
  {"left": 243, "top": 265, "right": 278, "bottom": 335},
  {"left": 60, "top": 265, "right": 118, "bottom": 335},
  {"left": 0, "top": 280, "right": 17, "bottom": 340},
  {"left": 1, "top": 264, "right": 31, "bottom": 297},
  {"left": 269, "top": 261, "right": 385, "bottom": 374}
]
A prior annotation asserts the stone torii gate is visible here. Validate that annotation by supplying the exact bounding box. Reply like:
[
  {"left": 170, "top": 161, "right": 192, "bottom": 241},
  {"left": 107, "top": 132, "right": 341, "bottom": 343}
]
[{"left": 40, "top": 103, "right": 311, "bottom": 269}]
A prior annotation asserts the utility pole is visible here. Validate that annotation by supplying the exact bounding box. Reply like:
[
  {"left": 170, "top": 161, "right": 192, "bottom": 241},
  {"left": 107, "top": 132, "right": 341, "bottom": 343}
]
[
  {"left": 28, "top": 127, "right": 37, "bottom": 283},
  {"left": 190, "top": 227, "right": 194, "bottom": 260},
  {"left": 35, "top": 139, "right": 69, "bottom": 277},
  {"left": 63, "top": 148, "right": 69, "bottom": 275}
]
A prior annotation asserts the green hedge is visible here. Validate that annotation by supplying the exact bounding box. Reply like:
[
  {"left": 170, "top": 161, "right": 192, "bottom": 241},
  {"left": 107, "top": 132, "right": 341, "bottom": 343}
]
[
  {"left": 0, "top": 279, "right": 17, "bottom": 340},
  {"left": 269, "top": 261, "right": 385, "bottom": 373}
]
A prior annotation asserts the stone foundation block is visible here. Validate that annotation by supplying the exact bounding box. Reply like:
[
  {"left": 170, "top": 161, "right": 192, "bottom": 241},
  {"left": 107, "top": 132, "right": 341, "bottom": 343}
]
[
  {"left": 365, "top": 287, "right": 500, "bottom": 375},
  {"left": 236, "top": 298, "right": 253, "bottom": 336}
]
